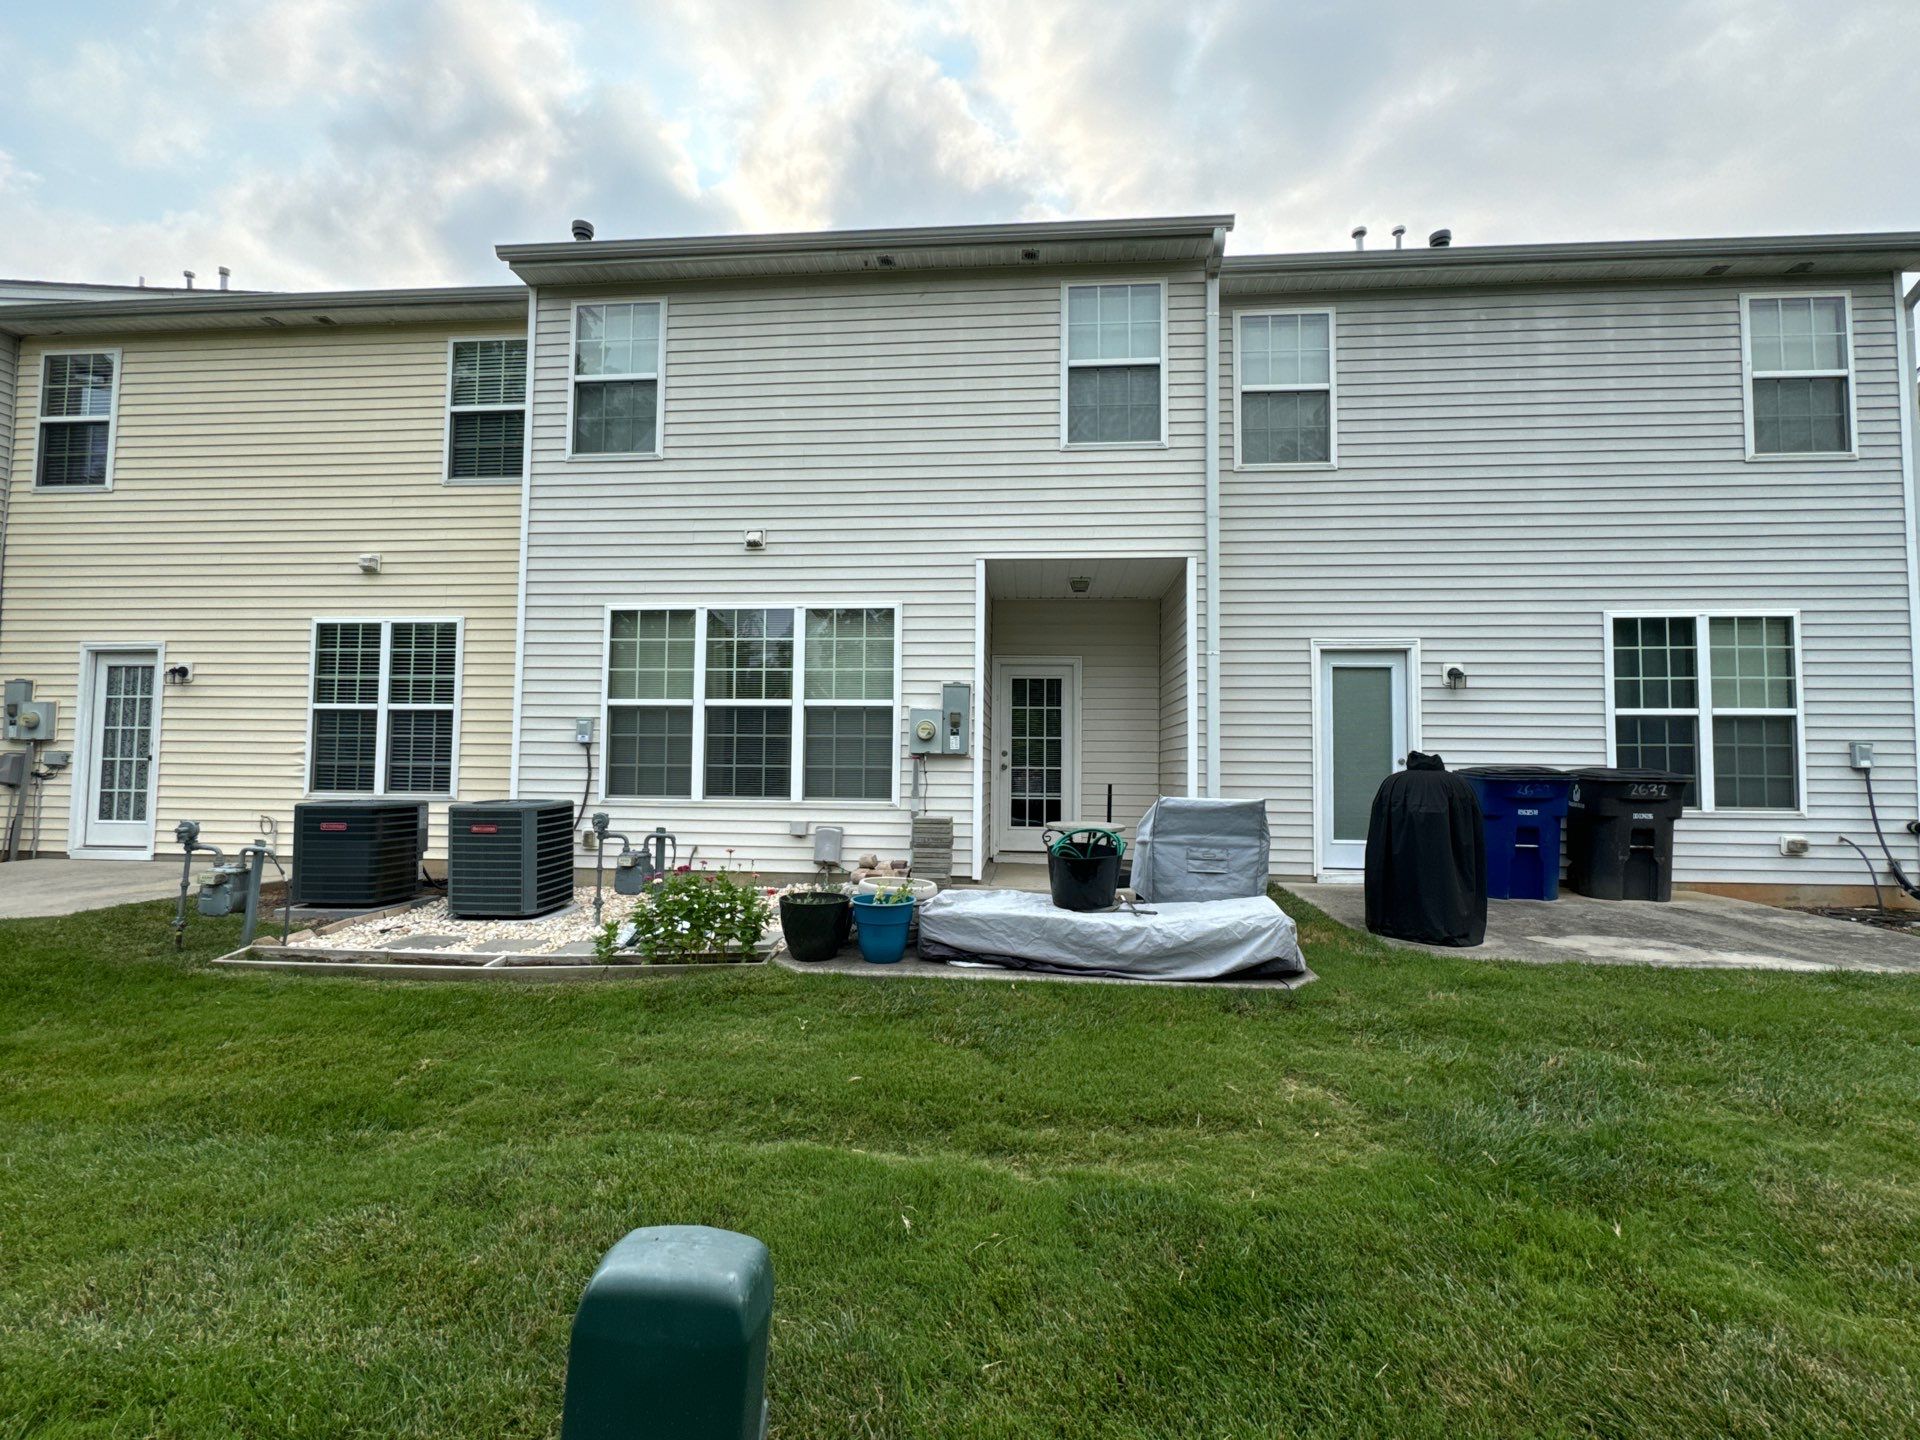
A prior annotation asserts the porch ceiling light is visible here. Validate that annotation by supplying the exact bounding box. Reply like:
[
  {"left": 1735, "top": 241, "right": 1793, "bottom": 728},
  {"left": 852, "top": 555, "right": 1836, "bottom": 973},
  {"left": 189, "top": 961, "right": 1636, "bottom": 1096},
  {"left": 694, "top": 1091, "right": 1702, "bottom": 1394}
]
[{"left": 1068, "top": 576, "right": 1092, "bottom": 594}]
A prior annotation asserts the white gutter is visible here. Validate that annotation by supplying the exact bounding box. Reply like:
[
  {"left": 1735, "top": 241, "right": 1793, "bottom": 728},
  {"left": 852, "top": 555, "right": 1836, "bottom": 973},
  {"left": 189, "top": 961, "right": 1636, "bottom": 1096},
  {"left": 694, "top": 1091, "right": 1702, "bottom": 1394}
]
[
  {"left": 1896, "top": 275, "right": 1920, "bottom": 839},
  {"left": 506, "top": 284, "right": 537, "bottom": 798},
  {"left": 1204, "top": 228, "right": 1225, "bottom": 796}
]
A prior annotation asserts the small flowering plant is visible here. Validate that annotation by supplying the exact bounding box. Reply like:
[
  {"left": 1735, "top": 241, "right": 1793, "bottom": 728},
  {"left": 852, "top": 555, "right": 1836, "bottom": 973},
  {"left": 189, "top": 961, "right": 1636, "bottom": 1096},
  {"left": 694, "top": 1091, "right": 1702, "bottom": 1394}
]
[{"left": 606, "top": 869, "right": 772, "bottom": 963}]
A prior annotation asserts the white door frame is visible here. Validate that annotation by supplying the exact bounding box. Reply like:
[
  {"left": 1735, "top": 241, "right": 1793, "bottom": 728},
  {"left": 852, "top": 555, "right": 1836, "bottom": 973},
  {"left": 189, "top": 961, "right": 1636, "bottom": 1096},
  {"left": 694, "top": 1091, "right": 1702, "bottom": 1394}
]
[
  {"left": 990, "top": 655, "right": 1083, "bottom": 859},
  {"left": 1308, "top": 639, "right": 1421, "bottom": 879},
  {"left": 68, "top": 642, "right": 166, "bottom": 860}
]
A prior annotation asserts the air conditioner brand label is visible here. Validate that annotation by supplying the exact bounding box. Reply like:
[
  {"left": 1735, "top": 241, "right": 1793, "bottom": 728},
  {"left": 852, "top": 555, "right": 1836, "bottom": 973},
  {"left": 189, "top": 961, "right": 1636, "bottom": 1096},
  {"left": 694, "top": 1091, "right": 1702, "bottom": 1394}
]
[
  {"left": 469, "top": 823, "right": 499, "bottom": 834},
  {"left": 319, "top": 822, "right": 348, "bottom": 832}
]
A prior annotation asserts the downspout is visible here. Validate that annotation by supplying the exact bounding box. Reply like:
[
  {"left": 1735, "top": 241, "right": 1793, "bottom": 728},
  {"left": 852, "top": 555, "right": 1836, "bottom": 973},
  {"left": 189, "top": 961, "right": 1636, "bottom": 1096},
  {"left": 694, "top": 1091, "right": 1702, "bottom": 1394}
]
[
  {"left": 1204, "top": 228, "right": 1225, "bottom": 796},
  {"left": 1896, "top": 276, "right": 1920, "bottom": 858},
  {"left": 506, "top": 284, "right": 537, "bottom": 798}
]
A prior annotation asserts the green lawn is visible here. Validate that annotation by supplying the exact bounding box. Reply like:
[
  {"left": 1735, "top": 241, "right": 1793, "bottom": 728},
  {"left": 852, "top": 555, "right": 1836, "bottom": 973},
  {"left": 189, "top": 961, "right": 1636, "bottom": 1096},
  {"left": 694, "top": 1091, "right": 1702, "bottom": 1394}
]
[{"left": 2, "top": 894, "right": 1917, "bottom": 1438}]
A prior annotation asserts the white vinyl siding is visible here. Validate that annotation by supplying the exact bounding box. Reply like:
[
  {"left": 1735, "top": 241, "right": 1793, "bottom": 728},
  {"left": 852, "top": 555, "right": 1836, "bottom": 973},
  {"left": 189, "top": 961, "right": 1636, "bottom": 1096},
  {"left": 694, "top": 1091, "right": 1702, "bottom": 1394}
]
[
  {"left": 523, "top": 269, "right": 1208, "bottom": 874},
  {"left": 569, "top": 301, "right": 664, "bottom": 457},
  {"left": 1235, "top": 310, "right": 1335, "bottom": 467},
  {"left": 446, "top": 338, "right": 527, "bottom": 480},
  {"left": 1742, "top": 293, "right": 1856, "bottom": 459},
  {"left": 308, "top": 618, "right": 462, "bottom": 797},
  {"left": 35, "top": 349, "right": 120, "bottom": 488},
  {"left": 1218, "top": 276, "right": 1910, "bottom": 886},
  {"left": 1063, "top": 282, "right": 1166, "bottom": 446}
]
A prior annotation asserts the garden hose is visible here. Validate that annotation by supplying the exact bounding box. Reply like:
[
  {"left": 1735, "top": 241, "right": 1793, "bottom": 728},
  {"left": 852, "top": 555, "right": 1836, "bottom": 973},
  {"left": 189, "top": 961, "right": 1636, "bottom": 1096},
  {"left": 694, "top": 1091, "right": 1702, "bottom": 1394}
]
[
  {"left": 1860, "top": 768, "right": 1920, "bottom": 902},
  {"left": 1044, "top": 826, "right": 1127, "bottom": 860}
]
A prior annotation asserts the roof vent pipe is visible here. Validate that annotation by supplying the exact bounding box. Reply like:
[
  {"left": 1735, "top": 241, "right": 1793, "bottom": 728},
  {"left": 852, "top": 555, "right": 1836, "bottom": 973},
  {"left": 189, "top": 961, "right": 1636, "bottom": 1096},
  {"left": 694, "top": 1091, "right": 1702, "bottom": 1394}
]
[
  {"left": 1392, "top": 225, "right": 1406, "bottom": 249},
  {"left": 183, "top": 270, "right": 195, "bottom": 289},
  {"left": 218, "top": 266, "right": 230, "bottom": 291},
  {"left": 570, "top": 218, "right": 595, "bottom": 242},
  {"left": 1428, "top": 229, "right": 1452, "bottom": 248},
  {"left": 1351, "top": 225, "right": 1367, "bottom": 251}
]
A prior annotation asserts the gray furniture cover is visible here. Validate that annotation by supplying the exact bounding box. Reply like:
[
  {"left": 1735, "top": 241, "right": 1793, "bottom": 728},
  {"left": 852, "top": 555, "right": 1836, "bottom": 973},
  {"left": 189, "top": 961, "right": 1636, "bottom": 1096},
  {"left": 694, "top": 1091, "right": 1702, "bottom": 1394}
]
[
  {"left": 1131, "top": 797, "right": 1271, "bottom": 902},
  {"left": 916, "top": 888, "right": 1305, "bottom": 981}
]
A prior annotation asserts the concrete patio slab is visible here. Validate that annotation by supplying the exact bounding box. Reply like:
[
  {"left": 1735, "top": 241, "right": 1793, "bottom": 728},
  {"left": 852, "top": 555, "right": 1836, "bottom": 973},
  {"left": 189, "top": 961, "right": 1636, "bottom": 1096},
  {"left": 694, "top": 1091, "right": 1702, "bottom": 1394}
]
[
  {"left": 1286, "top": 882, "right": 1920, "bottom": 974},
  {"left": 0, "top": 858, "right": 186, "bottom": 919}
]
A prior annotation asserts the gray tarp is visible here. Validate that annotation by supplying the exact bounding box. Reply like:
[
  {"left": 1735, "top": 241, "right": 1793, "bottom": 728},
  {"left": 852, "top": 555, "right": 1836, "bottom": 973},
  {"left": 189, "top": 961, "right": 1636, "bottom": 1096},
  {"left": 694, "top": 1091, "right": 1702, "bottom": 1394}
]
[
  {"left": 917, "top": 888, "right": 1306, "bottom": 981},
  {"left": 1131, "top": 797, "right": 1271, "bottom": 903}
]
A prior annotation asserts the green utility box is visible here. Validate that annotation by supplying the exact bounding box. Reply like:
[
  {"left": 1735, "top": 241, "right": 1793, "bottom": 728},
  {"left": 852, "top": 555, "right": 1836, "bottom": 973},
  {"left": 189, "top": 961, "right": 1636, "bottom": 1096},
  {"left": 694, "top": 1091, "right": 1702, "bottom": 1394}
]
[{"left": 560, "top": 1225, "right": 772, "bottom": 1440}]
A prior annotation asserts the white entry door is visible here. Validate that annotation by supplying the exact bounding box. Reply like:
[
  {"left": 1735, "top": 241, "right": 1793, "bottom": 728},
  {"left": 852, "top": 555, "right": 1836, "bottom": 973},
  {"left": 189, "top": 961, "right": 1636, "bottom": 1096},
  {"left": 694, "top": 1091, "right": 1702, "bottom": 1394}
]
[
  {"left": 1317, "top": 649, "right": 1409, "bottom": 873},
  {"left": 992, "top": 661, "right": 1078, "bottom": 857},
  {"left": 81, "top": 651, "right": 160, "bottom": 853}
]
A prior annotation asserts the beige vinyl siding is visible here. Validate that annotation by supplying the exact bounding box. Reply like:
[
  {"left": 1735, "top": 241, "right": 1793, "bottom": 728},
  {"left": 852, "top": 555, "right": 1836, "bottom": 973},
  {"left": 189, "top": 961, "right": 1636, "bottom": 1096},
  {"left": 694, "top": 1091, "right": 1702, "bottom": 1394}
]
[
  {"left": 1219, "top": 275, "right": 1916, "bottom": 885},
  {"left": 0, "top": 324, "right": 523, "bottom": 858},
  {"left": 0, "top": 336, "right": 15, "bottom": 633},
  {"left": 991, "top": 598, "right": 1162, "bottom": 833},
  {"left": 518, "top": 269, "right": 1208, "bottom": 875}
]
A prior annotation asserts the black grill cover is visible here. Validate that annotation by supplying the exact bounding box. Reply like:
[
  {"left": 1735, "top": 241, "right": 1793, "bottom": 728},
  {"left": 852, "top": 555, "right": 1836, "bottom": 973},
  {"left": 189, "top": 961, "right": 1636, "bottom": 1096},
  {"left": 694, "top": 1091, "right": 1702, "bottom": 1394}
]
[{"left": 1363, "top": 752, "right": 1487, "bottom": 947}]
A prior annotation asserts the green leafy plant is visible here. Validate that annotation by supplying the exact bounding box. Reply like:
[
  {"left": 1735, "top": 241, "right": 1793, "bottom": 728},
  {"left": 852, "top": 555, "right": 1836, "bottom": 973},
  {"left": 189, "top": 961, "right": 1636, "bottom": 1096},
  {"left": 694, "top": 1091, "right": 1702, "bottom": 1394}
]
[
  {"left": 626, "top": 870, "right": 772, "bottom": 962},
  {"left": 593, "top": 919, "right": 621, "bottom": 964},
  {"left": 864, "top": 881, "right": 915, "bottom": 905}
]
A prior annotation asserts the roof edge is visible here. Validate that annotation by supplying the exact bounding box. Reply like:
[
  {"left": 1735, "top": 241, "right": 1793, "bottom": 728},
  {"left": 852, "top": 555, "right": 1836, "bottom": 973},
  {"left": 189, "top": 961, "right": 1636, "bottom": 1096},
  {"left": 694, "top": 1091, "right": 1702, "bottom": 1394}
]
[
  {"left": 0, "top": 284, "right": 525, "bottom": 335},
  {"left": 497, "top": 214, "right": 1236, "bottom": 266},
  {"left": 1225, "top": 231, "right": 1920, "bottom": 276}
]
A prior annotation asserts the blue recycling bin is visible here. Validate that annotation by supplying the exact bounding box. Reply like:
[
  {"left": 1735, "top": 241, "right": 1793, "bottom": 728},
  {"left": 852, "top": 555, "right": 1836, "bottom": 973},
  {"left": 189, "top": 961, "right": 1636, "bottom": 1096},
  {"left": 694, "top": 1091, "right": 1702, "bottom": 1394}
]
[{"left": 1458, "top": 766, "right": 1574, "bottom": 901}]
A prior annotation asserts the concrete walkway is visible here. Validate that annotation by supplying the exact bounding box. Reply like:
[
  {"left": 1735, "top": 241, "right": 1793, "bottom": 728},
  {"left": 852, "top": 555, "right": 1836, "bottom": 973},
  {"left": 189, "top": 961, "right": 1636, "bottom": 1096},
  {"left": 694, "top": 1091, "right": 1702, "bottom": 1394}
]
[
  {"left": 1287, "top": 881, "right": 1920, "bottom": 974},
  {"left": 0, "top": 858, "right": 184, "bottom": 919}
]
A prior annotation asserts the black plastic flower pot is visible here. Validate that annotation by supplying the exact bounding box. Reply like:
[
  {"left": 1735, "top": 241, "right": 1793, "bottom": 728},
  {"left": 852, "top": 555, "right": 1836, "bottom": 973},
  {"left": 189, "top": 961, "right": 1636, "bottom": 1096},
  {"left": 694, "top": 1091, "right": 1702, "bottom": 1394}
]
[{"left": 780, "top": 893, "right": 851, "bottom": 962}]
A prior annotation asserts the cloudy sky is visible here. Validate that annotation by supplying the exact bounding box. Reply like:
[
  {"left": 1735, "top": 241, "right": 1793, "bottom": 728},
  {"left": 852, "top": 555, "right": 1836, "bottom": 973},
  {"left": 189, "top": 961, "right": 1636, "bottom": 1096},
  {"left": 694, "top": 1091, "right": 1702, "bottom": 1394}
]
[{"left": 1, "top": 0, "right": 1916, "bottom": 291}]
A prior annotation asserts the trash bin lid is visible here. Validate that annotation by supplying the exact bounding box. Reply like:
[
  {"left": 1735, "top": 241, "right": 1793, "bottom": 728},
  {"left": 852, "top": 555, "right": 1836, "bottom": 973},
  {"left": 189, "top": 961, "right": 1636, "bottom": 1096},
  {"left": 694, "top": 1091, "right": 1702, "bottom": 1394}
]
[
  {"left": 1457, "top": 765, "right": 1569, "bottom": 780},
  {"left": 1569, "top": 766, "right": 1691, "bottom": 785}
]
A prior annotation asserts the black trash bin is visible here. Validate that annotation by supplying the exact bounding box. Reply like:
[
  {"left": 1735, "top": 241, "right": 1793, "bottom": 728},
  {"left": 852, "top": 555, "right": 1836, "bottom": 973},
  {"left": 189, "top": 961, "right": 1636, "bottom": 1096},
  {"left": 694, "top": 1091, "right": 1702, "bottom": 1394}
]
[{"left": 1565, "top": 768, "right": 1689, "bottom": 901}]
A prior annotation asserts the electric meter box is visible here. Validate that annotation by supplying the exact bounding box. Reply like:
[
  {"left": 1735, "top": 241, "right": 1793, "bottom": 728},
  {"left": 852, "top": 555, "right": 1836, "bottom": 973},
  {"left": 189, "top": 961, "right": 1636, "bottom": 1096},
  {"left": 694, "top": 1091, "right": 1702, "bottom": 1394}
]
[
  {"left": 940, "top": 682, "right": 971, "bottom": 755},
  {"left": 7, "top": 699, "right": 57, "bottom": 742},
  {"left": 908, "top": 708, "right": 942, "bottom": 756}
]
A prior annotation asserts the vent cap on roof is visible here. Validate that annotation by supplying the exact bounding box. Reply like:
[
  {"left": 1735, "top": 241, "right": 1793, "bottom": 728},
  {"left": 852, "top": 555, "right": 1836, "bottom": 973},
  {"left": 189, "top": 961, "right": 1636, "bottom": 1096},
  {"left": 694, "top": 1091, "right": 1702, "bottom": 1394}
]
[
  {"left": 1428, "top": 228, "right": 1452, "bottom": 248},
  {"left": 570, "top": 218, "right": 595, "bottom": 242}
]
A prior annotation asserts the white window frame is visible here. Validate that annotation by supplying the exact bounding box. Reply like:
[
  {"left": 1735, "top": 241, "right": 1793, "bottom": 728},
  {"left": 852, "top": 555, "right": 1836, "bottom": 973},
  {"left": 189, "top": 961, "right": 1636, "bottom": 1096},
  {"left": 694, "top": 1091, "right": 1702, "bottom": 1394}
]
[
  {"left": 443, "top": 334, "right": 528, "bottom": 484},
  {"left": 566, "top": 297, "right": 667, "bottom": 461},
  {"left": 33, "top": 346, "right": 123, "bottom": 492},
  {"left": 1233, "top": 307, "right": 1338, "bottom": 470},
  {"left": 1602, "top": 608, "right": 1807, "bottom": 815},
  {"left": 304, "top": 616, "right": 465, "bottom": 800},
  {"left": 1059, "top": 280, "right": 1169, "bottom": 449},
  {"left": 1739, "top": 291, "right": 1858, "bottom": 462},
  {"left": 599, "top": 601, "right": 902, "bottom": 806}
]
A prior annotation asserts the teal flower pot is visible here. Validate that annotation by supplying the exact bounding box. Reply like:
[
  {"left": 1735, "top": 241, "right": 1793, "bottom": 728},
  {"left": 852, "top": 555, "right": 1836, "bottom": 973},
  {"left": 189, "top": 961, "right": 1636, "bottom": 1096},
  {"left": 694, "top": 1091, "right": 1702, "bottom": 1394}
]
[{"left": 851, "top": 895, "right": 915, "bottom": 964}]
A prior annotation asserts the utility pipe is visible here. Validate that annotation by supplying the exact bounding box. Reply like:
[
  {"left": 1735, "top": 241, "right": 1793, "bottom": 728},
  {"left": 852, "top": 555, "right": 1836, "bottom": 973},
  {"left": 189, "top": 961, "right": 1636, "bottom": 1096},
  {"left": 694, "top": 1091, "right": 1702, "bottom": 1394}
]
[{"left": 1204, "top": 227, "right": 1225, "bottom": 796}]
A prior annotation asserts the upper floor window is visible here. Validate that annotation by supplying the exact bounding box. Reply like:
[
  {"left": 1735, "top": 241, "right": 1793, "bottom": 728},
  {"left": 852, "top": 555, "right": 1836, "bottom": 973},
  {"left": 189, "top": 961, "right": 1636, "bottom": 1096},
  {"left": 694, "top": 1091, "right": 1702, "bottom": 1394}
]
[
  {"left": 571, "top": 301, "right": 663, "bottom": 457},
  {"left": 1609, "top": 612, "right": 1801, "bottom": 811},
  {"left": 1237, "top": 310, "right": 1334, "bottom": 466},
  {"left": 309, "top": 618, "right": 461, "bottom": 796},
  {"left": 605, "top": 605, "right": 896, "bottom": 803},
  {"left": 37, "top": 350, "right": 119, "bottom": 488},
  {"left": 1743, "top": 295, "right": 1854, "bottom": 458},
  {"left": 1063, "top": 283, "right": 1164, "bottom": 446},
  {"left": 446, "top": 338, "right": 526, "bottom": 480}
]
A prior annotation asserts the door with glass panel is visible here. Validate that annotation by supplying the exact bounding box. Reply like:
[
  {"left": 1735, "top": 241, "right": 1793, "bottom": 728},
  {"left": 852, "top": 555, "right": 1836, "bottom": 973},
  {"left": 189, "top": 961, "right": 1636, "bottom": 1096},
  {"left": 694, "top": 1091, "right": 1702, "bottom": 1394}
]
[
  {"left": 1317, "top": 649, "right": 1409, "bottom": 873},
  {"left": 992, "top": 662, "right": 1078, "bottom": 857},
  {"left": 81, "top": 651, "right": 159, "bottom": 852}
]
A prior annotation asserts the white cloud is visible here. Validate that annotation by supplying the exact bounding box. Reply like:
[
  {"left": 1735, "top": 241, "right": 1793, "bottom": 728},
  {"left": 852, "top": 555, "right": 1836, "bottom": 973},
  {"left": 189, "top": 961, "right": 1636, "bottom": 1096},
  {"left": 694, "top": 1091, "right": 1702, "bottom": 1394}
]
[{"left": 0, "top": 0, "right": 1916, "bottom": 288}]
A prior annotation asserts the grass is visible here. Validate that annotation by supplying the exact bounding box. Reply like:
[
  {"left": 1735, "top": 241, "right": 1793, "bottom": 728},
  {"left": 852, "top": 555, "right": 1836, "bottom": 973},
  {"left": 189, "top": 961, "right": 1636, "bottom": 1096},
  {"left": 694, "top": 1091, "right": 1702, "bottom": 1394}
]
[{"left": 2, "top": 893, "right": 1918, "bottom": 1438}]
